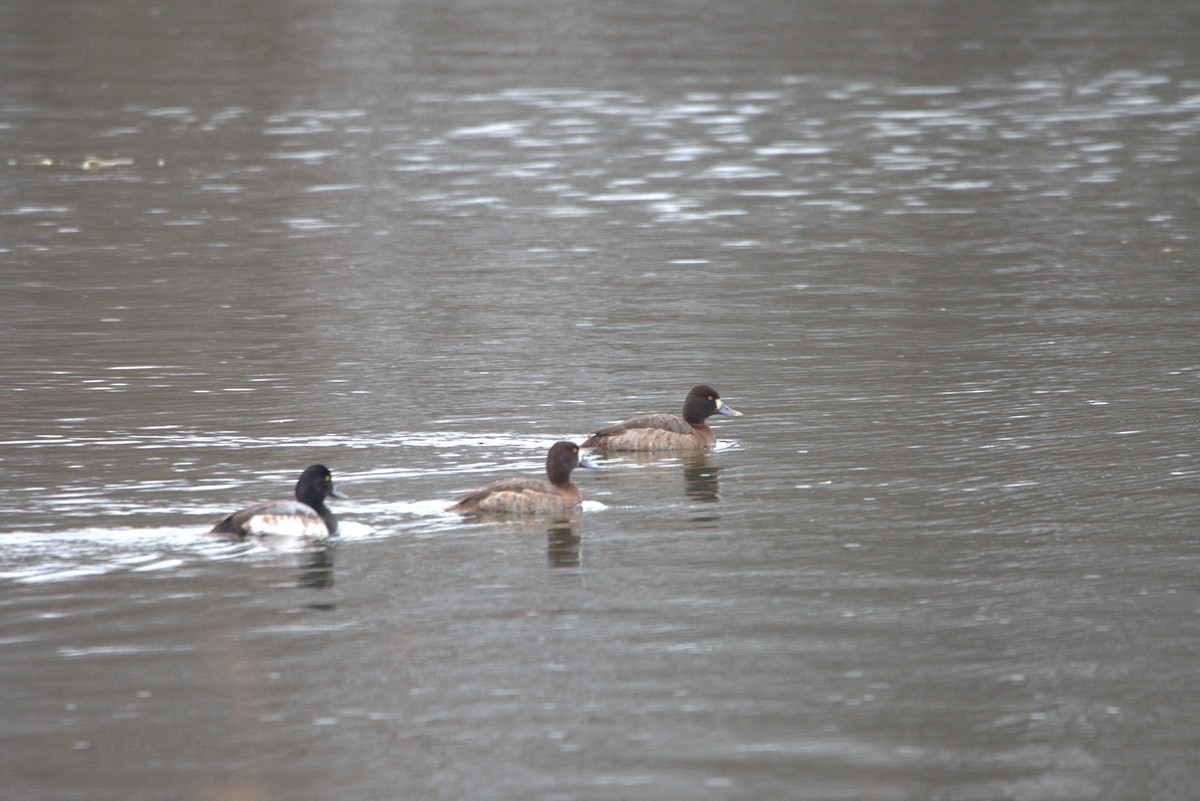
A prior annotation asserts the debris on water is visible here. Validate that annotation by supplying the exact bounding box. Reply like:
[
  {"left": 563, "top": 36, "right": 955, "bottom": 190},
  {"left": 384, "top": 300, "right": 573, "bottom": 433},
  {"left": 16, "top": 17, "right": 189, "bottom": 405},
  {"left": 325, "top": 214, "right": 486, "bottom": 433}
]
[
  {"left": 6, "top": 156, "right": 135, "bottom": 171},
  {"left": 81, "top": 157, "right": 134, "bottom": 171}
]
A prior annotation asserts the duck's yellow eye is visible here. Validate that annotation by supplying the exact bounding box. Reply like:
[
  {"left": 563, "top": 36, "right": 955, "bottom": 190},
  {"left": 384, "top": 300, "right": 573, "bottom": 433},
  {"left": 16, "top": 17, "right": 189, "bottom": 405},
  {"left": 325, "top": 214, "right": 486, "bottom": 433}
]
[{"left": 708, "top": 395, "right": 714, "bottom": 401}]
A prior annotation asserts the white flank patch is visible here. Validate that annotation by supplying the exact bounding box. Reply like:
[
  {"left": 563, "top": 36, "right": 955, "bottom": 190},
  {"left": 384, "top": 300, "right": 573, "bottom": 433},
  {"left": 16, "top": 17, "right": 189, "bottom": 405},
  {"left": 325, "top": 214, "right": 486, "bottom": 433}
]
[{"left": 244, "top": 514, "right": 330, "bottom": 540}]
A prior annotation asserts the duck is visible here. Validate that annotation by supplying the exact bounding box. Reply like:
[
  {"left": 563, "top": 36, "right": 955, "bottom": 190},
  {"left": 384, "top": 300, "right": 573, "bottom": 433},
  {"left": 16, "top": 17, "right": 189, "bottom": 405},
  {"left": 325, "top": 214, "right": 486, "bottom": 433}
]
[
  {"left": 448, "top": 441, "right": 596, "bottom": 515},
  {"left": 209, "top": 464, "right": 346, "bottom": 539},
  {"left": 581, "top": 384, "right": 743, "bottom": 451}
]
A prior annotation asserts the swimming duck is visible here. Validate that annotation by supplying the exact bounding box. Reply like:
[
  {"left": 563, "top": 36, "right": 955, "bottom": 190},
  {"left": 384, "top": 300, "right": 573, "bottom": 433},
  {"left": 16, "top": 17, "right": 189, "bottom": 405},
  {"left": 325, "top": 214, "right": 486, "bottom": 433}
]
[
  {"left": 581, "top": 384, "right": 743, "bottom": 451},
  {"left": 210, "top": 464, "right": 346, "bottom": 538},
  {"left": 448, "top": 442, "right": 595, "bottom": 515}
]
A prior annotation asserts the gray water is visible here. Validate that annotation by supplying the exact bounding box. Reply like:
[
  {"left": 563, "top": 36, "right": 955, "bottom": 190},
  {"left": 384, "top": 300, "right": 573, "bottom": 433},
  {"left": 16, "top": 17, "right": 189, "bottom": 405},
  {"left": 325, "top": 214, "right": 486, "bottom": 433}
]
[{"left": 2, "top": 1, "right": 1199, "bottom": 799}]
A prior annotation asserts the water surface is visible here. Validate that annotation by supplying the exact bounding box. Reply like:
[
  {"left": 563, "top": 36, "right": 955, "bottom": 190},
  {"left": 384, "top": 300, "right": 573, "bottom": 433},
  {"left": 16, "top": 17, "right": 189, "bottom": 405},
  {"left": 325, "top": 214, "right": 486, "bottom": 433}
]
[{"left": 2, "top": 1, "right": 1198, "bottom": 799}]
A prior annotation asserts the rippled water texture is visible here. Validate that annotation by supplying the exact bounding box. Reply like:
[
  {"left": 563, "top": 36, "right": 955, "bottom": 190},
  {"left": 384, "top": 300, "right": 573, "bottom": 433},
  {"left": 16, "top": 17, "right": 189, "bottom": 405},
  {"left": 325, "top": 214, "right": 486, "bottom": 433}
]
[{"left": 2, "top": 1, "right": 1198, "bottom": 799}]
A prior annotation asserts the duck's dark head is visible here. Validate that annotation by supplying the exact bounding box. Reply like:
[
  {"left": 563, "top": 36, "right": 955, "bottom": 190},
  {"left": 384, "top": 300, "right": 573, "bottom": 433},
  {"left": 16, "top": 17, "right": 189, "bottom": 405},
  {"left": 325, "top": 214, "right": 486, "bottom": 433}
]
[
  {"left": 682, "top": 385, "right": 743, "bottom": 424},
  {"left": 546, "top": 441, "right": 597, "bottom": 486},
  {"left": 295, "top": 464, "right": 347, "bottom": 507}
]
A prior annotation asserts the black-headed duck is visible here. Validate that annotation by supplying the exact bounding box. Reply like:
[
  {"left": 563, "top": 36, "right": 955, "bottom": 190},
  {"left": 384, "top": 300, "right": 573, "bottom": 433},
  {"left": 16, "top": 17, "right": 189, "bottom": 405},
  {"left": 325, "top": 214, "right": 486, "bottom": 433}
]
[
  {"left": 581, "top": 384, "right": 743, "bottom": 451},
  {"left": 448, "top": 441, "right": 596, "bottom": 515},
  {"left": 210, "top": 464, "right": 346, "bottom": 539}
]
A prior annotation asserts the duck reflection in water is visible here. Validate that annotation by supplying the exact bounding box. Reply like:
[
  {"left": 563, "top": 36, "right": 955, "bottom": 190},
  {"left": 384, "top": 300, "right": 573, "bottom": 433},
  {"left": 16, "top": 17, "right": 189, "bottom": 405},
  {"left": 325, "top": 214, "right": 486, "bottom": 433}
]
[
  {"left": 594, "top": 451, "right": 724, "bottom": 504},
  {"left": 680, "top": 453, "right": 723, "bottom": 503},
  {"left": 546, "top": 517, "right": 581, "bottom": 568},
  {"left": 296, "top": 544, "right": 336, "bottom": 591}
]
